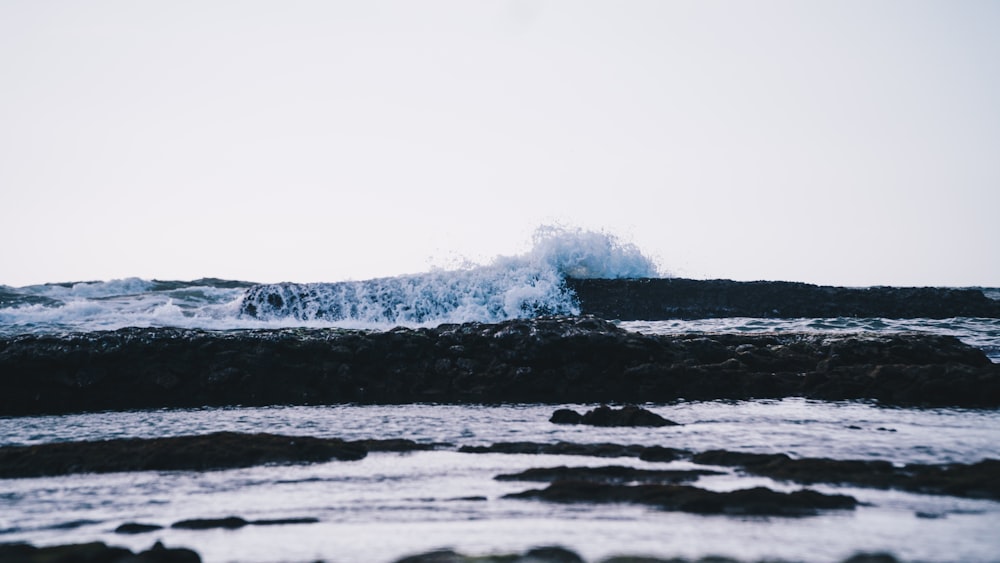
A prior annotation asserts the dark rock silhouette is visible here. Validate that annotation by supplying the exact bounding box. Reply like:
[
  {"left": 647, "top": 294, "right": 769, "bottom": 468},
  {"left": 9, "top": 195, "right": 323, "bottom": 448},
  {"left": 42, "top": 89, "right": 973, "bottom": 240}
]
[
  {"left": 458, "top": 441, "right": 656, "bottom": 458},
  {"left": 115, "top": 522, "right": 164, "bottom": 534},
  {"left": 550, "top": 405, "right": 679, "bottom": 427},
  {"left": 506, "top": 481, "right": 858, "bottom": 516},
  {"left": 495, "top": 465, "right": 722, "bottom": 484},
  {"left": 0, "top": 541, "right": 200, "bottom": 563},
  {"left": 0, "top": 432, "right": 415, "bottom": 478},
  {"left": 2, "top": 316, "right": 998, "bottom": 415},
  {"left": 693, "top": 450, "right": 1000, "bottom": 500},
  {"left": 566, "top": 277, "right": 1000, "bottom": 319}
]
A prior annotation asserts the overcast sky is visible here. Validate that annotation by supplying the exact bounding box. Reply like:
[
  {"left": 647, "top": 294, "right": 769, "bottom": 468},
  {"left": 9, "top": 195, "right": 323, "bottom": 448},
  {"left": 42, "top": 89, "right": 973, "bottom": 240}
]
[{"left": 2, "top": 0, "right": 998, "bottom": 287}]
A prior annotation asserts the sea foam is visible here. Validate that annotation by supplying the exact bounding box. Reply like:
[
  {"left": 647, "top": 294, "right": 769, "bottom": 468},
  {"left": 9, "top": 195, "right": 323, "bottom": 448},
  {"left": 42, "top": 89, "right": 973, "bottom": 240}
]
[
  {"left": 0, "top": 227, "right": 661, "bottom": 333},
  {"left": 240, "top": 227, "right": 661, "bottom": 326}
]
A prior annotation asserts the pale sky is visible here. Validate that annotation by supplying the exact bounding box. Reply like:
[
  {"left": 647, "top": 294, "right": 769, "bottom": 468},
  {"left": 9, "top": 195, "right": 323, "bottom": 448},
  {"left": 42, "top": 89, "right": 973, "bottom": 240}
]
[{"left": 2, "top": 0, "right": 998, "bottom": 288}]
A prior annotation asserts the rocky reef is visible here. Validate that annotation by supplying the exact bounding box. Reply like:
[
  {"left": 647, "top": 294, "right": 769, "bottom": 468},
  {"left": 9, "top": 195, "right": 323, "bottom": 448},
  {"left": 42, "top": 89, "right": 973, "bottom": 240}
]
[
  {"left": 505, "top": 481, "right": 858, "bottom": 516},
  {"left": 0, "top": 432, "right": 435, "bottom": 478},
  {"left": 2, "top": 316, "right": 998, "bottom": 415},
  {"left": 567, "top": 278, "right": 1000, "bottom": 319},
  {"left": 549, "top": 405, "right": 679, "bottom": 427},
  {"left": 0, "top": 541, "right": 200, "bottom": 563}
]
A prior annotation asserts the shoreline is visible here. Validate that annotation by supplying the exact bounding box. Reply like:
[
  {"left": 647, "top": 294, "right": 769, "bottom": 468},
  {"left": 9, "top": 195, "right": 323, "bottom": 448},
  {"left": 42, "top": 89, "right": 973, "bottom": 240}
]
[
  {"left": 2, "top": 316, "right": 999, "bottom": 415},
  {"left": 567, "top": 278, "right": 1000, "bottom": 320}
]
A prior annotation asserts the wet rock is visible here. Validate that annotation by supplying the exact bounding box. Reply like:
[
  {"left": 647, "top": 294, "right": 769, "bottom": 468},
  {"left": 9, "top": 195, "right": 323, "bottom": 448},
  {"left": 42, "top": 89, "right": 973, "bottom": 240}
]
[
  {"left": 354, "top": 439, "right": 446, "bottom": 452},
  {"left": 0, "top": 432, "right": 367, "bottom": 478},
  {"left": 550, "top": 408, "right": 584, "bottom": 424},
  {"left": 495, "top": 465, "right": 722, "bottom": 484},
  {"left": 459, "top": 441, "right": 655, "bottom": 458},
  {"left": 2, "top": 317, "right": 998, "bottom": 415},
  {"left": 115, "top": 522, "right": 164, "bottom": 534},
  {"left": 566, "top": 277, "right": 1000, "bottom": 320},
  {"left": 506, "top": 481, "right": 858, "bottom": 516},
  {"left": 0, "top": 541, "right": 200, "bottom": 563},
  {"left": 692, "top": 450, "right": 1000, "bottom": 500},
  {"left": 171, "top": 516, "right": 249, "bottom": 530},
  {"left": 551, "top": 405, "right": 679, "bottom": 427},
  {"left": 169, "top": 516, "right": 319, "bottom": 530},
  {"left": 638, "top": 446, "right": 688, "bottom": 463},
  {"left": 394, "top": 547, "right": 584, "bottom": 563},
  {"left": 251, "top": 517, "right": 320, "bottom": 526}
]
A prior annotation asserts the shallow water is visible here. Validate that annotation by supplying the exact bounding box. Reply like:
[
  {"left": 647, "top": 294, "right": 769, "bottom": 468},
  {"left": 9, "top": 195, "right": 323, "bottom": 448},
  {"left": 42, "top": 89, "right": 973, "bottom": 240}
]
[{"left": 2, "top": 401, "right": 999, "bottom": 562}]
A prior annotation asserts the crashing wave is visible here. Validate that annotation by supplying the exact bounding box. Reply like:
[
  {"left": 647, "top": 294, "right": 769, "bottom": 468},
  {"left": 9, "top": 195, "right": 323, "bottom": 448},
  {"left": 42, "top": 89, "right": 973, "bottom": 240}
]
[{"left": 239, "top": 227, "right": 661, "bottom": 325}]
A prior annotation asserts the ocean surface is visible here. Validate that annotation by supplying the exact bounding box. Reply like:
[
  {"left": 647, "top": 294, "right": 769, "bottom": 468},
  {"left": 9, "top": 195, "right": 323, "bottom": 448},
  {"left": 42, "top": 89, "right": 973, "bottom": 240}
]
[{"left": 2, "top": 233, "right": 999, "bottom": 562}]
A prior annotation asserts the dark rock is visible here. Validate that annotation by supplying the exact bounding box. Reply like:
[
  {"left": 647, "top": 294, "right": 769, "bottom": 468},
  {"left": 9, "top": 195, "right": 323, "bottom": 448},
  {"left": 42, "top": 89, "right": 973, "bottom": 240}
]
[
  {"left": 171, "top": 516, "right": 248, "bottom": 530},
  {"left": 579, "top": 405, "right": 679, "bottom": 427},
  {"left": 115, "top": 522, "right": 164, "bottom": 534},
  {"left": 841, "top": 554, "right": 901, "bottom": 563},
  {"left": 550, "top": 406, "right": 679, "bottom": 427},
  {"left": 459, "top": 441, "right": 656, "bottom": 458},
  {"left": 354, "top": 439, "right": 444, "bottom": 452},
  {"left": 0, "top": 541, "right": 201, "bottom": 563},
  {"left": 250, "top": 517, "right": 319, "bottom": 526},
  {"left": 566, "top": 277, "right": 1000, "bottom": 320},
  {"left": 523, "top": 546, "right": 585, "bottom": 563},
  {"left": 0, "top": 432, "right": 367, "bottom": 478},
  {"left": 393, "top": 547, "right": 584, "bottom": 563},
  {"left": 692, "top": 450, "right": 1000, "bottom": 500},
  {"left": 168, "top": 516, "right": 318, "bottom": 530},
  {"left": 638, "top": 446, "right": 689, "bottom": 463},
  {"left": 394, "top": 550, "right": 469, "bottom": 563},
  {"left": 495, "top": 465, "right": 722, "bottom": 484},
  {"left": 505, "top": 481, "right": 857, "bottom": 516},
  {"left": 136, "top": 541, "right": 202, "bottom": 563},
  {"left": 1, "top": 317, "right": 997, "bottom": 415},
  {"left": 550, "top": 408, "right": 584, "bottom": 424}
]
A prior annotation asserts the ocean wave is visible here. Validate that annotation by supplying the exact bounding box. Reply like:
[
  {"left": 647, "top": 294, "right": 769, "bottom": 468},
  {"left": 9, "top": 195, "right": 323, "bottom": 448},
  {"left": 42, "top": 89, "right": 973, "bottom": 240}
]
[
  {"left": 239, "top": 226, "right": 660, "bottom": 326},
  {"left": 0, "top": 227, "right": 661, "bottom": 332}
]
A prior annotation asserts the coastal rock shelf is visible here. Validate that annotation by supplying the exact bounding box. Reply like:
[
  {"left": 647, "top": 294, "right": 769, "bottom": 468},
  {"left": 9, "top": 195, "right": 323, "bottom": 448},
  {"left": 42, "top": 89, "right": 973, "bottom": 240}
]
[
  {"left": 2, "top": 316, "right": 999, "bottom": 415},
  {"left": 0, "top": 432, "right": 440, "bottom": 478},
  {"left": 566, "top": 278, "right": 1000, "bottom": 319}
]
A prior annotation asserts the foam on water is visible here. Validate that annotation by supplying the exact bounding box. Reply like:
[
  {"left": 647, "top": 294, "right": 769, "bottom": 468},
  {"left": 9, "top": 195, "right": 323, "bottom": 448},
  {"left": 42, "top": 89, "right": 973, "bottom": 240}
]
[
  {"left": 0, "top": 227, "right": 660, "bottom": 333},
  {"left": 241, "top": 226, "right": 661, "bottom": 326}
]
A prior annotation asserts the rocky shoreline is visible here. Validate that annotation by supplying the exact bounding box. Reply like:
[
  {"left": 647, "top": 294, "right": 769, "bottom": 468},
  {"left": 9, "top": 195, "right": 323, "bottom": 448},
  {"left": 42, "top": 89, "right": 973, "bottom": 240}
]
[
  {"left": 3, "top": 432, "right": 996, "bottom": 502},
  {"left": 566, "top": 278, "right": 1000, "bottom": 319},
  {"left": 0, "top": 541, "right": 905, "bottom": 563},
  {"left": 2, "top": 316, "right": 998, "bottom": 415}
]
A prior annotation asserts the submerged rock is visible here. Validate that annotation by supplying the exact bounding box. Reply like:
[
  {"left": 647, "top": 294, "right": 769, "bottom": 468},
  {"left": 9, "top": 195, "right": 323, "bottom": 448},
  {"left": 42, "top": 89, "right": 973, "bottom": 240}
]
[
  {"left": 506, "top": 481, "right": 858, "bottom": 516},
  {"left": 550, "top": 405, "right": 679, "bottom": 427},
  {"left": 692, "top": 450, "right": 1000, "bottom": 500},
  {"left": 172, "top": 517, "right": 249, "bottom": 530},
  {"left": 459, "top": 441, "right": 656, "bottom": 458},
  {"left": 0, "top": 432, "right": 369, "bottom": 478},
  {"left": 566, "top": 277, "right": 1000, "bottom": 320},
  {"left": 495, "top": 465, "right": 722, "bottom": 484},
  {"left": 0, "top": 541, "right": 200, "bottom": 563},
  {"left": 394, "top": 546, "right": 584, "bottom": 563},
  {"left": 115, "top": 522, "right": 164, "bottom": 534},
  {"left": 1, "top": 316, "right": 998, "bottom": 415}
]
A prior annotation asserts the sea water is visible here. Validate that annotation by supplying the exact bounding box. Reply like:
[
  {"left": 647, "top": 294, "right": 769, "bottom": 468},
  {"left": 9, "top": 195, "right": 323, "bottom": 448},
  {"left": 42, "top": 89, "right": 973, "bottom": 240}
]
[
  {"left": 2, "top": 402, "right": 999, "bottom": 563},
  {"left": 1, "top": 229, "right": 999, "bottom": 562}
]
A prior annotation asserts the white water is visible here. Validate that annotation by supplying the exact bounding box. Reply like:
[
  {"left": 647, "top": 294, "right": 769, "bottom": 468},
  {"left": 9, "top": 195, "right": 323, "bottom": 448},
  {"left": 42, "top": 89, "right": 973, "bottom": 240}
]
[
  {"left": 2, "top": 227, "right": 999, "bottom": 562},
  {"left": 0, "top": 227, "right": 660, "bottom": 333},
  {"left": 2, "top": 401, "right": 999, "bottom": 563}
]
